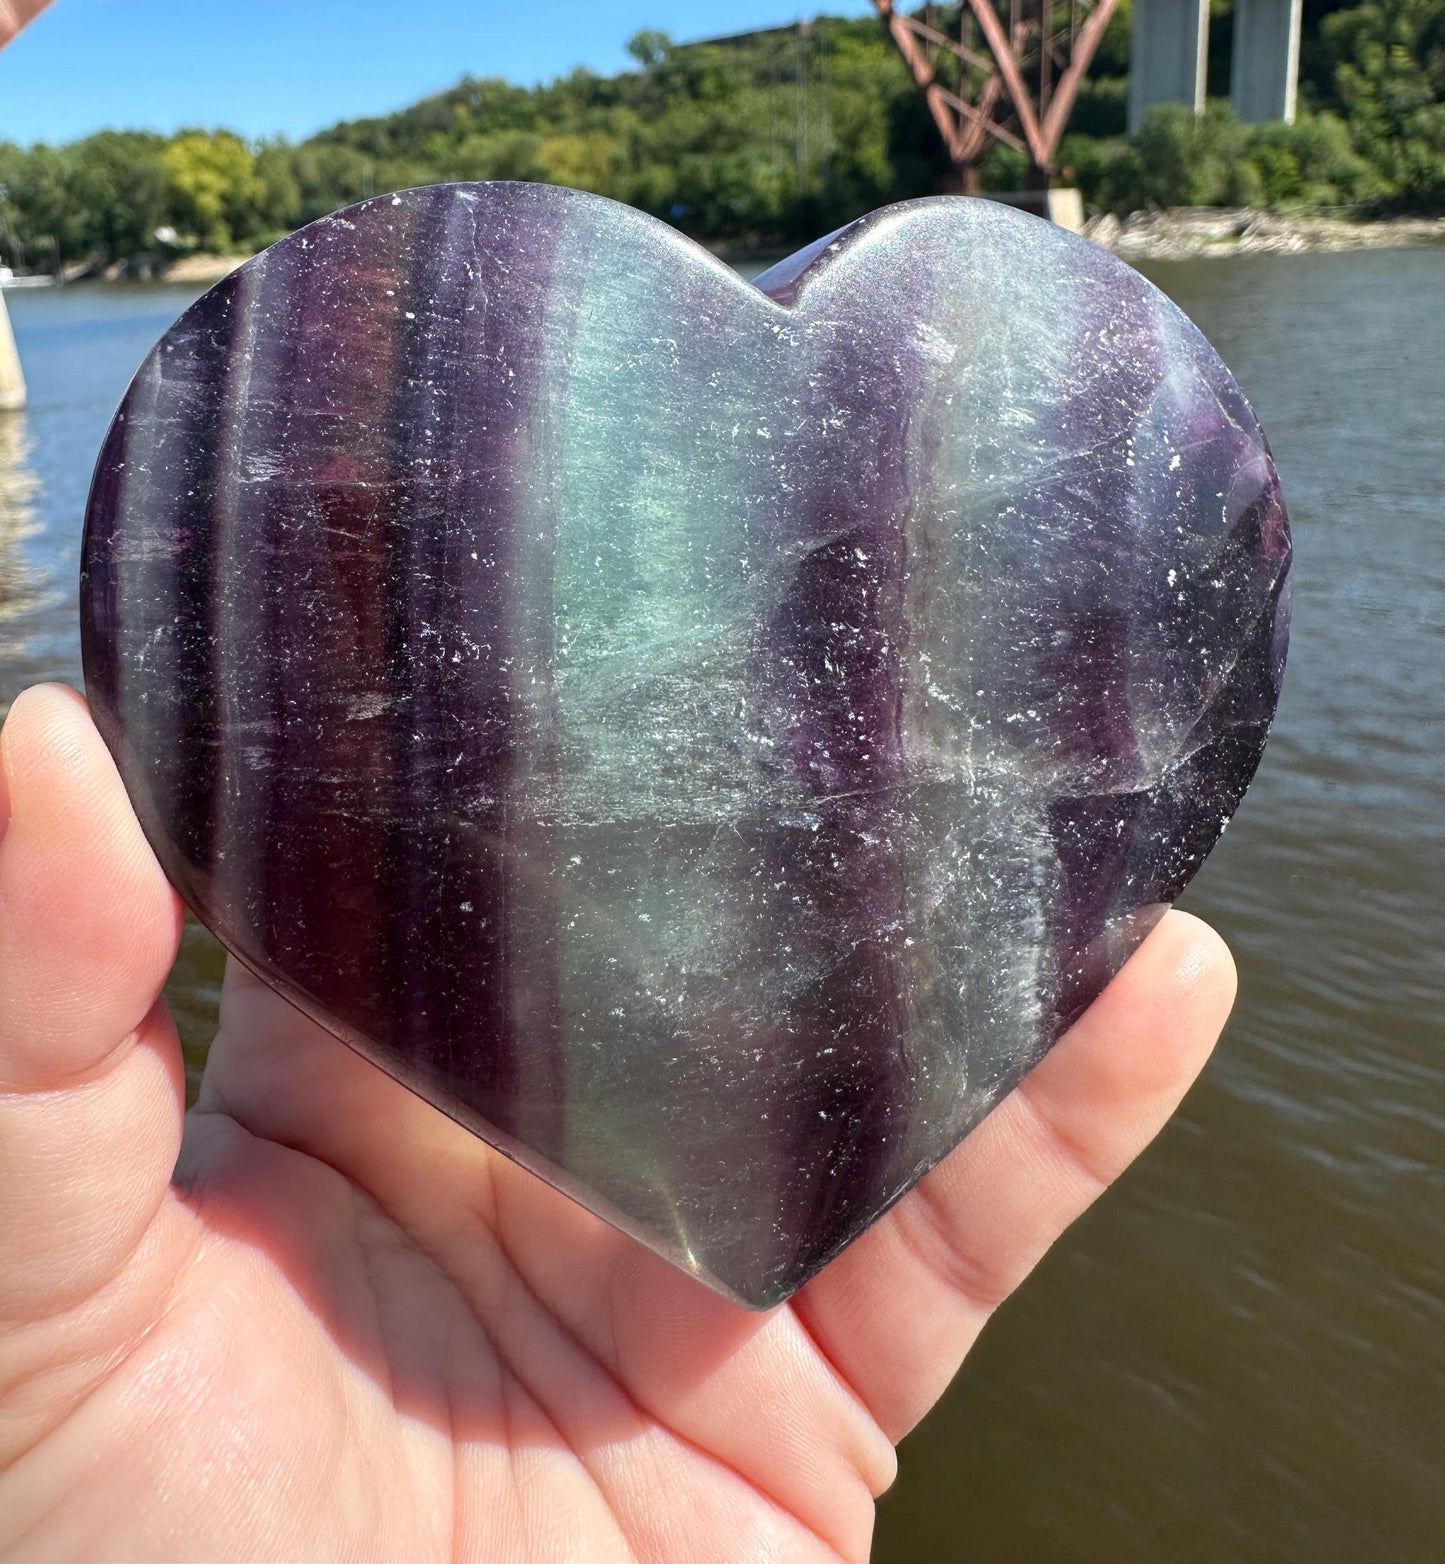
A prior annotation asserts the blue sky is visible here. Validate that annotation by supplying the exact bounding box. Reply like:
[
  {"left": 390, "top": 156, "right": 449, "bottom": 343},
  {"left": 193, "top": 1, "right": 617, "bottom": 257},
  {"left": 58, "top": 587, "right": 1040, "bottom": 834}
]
[{"left": 0, "top": 0, "right": 877, "bottom": 146}]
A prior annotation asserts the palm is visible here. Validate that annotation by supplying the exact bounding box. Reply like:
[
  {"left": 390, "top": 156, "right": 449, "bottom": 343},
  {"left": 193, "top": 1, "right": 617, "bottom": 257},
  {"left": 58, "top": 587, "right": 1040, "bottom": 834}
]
[
  {"left": 150, "top": 969, "right": 889, "bottom": 1562},
  {"left": 0, "top": 688, "right": 1235, "bottom": 1562}
]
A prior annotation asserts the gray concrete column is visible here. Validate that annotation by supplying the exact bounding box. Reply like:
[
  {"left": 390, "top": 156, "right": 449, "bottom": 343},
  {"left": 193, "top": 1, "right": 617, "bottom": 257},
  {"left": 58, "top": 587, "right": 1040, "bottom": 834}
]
[
  {"left": 0, "top": 293, "right": 25, "bottom": 412},
  {"left": 1231, "top": 0, "right": 1303, "bottom": 123},
  {"left": 1128, "top": 0, "right": 1211, "bottom": 134}
]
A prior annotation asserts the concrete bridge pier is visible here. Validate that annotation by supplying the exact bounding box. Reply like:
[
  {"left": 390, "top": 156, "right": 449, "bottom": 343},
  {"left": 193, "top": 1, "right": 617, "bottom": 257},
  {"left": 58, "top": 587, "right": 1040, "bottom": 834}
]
[
  {"left": 1231, "top": 0, "right": 1303, "bottom": 123},
  {"left": 1128, "top": 0, "right": 1209, "bottom": 134},
  {"left": 0, "top": 293, "right": 24, "bottom": 412},
  {"left": 1129, "top": 0, "right": 1303, "bottom": 131}
]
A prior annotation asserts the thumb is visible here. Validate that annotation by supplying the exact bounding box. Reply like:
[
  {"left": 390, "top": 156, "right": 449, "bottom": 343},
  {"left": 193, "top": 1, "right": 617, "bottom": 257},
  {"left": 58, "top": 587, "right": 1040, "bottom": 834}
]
[{"left": 0, "top": 685, "right": 185, "bottom": 1323}]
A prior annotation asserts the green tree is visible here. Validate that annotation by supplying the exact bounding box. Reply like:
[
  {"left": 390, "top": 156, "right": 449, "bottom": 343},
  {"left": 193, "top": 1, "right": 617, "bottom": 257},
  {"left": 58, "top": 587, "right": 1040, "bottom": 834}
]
[
  {"left": 1316, "top": 0, "right": 1445, "bottom": 207},
  {"left": 626, "top": 29, "right": 672, "bottom": 71},
  {"left": 163, "top": 132, "right": 266, "bottom": 251},
  {"left": 65, "top": 131, "right": 170, "bottom": 261},
  {"left": 286, "top": 141, "right": 377, "bottom": 224},
  {"left": 252, "top": 140, "right": 303, "bottom": 241},
  {"left": 0, "top": 142, "right": 81, "bottom": 268}
]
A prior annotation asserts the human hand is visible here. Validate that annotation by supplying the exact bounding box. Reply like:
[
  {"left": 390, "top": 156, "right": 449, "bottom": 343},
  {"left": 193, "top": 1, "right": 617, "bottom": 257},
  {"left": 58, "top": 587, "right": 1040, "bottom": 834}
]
[
  {"left": 0, "top": 684, "right": 1236, "bottom": 1561},
  {"left": 0, "top": 1, "right": 52, "bottom": 52}
]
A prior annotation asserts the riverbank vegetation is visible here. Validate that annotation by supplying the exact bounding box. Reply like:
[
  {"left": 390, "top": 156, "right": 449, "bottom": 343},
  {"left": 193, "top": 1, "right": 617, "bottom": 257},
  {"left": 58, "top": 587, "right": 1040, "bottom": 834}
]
[{"left": 0, "top": 0, "right": 1439, "bottom": 273}]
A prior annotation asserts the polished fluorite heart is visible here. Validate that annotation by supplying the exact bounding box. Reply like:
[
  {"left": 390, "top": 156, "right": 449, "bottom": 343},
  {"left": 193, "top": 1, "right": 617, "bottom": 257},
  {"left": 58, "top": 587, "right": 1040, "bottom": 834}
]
[{"left": 81, "top": 184, "right": 1290, "bottom": 1307}]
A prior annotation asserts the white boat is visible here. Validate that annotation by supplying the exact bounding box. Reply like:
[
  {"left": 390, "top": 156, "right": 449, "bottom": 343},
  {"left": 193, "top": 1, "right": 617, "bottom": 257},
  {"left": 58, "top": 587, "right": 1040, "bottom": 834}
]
[{"left": 0, "top": 266, "right": 55, "bottom": 289}]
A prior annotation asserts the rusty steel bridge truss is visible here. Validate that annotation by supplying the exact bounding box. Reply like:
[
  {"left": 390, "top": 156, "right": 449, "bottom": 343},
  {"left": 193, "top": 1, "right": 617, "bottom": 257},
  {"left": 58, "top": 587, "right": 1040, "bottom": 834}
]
[{"left": 872, "top": 0, "right": 1120, "bottom": 189}]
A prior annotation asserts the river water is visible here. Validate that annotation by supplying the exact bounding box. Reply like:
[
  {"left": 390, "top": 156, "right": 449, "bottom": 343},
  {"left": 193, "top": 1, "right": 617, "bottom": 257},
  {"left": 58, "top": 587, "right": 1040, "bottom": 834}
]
[{"left": 2, "top": 248, "right": 1441, "bottom": 1562}]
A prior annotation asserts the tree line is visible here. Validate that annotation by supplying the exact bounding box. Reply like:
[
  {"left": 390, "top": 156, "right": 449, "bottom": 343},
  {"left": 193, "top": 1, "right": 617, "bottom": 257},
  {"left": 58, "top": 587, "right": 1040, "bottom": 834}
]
[{"left": 0, "top": 0, "right": 1439, "bottom": 274}]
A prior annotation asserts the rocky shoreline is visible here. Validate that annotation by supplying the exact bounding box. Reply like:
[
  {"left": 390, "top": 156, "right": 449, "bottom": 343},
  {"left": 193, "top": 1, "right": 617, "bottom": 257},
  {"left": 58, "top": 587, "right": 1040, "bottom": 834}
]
[{"left": 1081, "top": 206, "right": 1445, "bottom": 261}]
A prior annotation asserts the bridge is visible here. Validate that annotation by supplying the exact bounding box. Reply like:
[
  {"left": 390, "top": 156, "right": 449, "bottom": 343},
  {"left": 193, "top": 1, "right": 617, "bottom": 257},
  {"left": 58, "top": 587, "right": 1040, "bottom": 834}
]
[
  {"left": 1129, "top": 0, "right": 1302, "bottom": 130},
  {"left": 876, "top": 0, "right": 1303, "bottom": 200}
]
